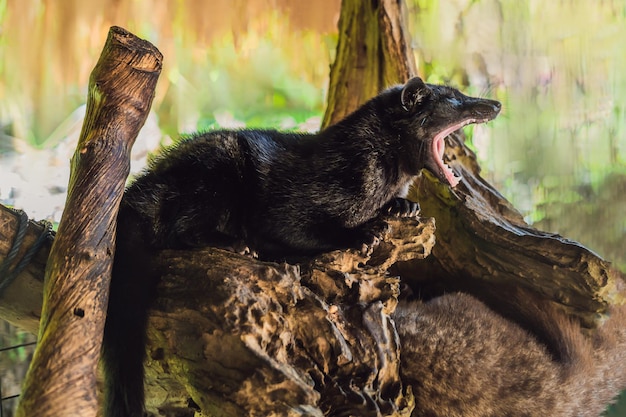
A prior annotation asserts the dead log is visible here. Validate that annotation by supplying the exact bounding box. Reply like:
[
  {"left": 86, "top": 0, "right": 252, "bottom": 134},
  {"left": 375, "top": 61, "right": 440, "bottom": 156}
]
[
  {"left": 143, "top": 217, "right": 434, "bottom": 416},
  {"left": 0, "top": 12, "right": 624, "bottom": 417},
  {"left": 399, "top": 132, "right": 626, "bottom": 328},
  {"left": 0, "top": 205, "right": 50, "bottom": 334},
  {"left": 14, "top": 26, "right": 162, "bottom": 417}
]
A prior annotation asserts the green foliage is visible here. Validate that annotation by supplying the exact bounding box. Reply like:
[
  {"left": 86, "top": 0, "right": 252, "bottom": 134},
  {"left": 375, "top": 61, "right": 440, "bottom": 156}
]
[
  {"left": 0, "top": 2, "right": 332, "bottom": 148},
  {"left": 607, "top": 391, "right": 626, "bottom": 417},
  {"left": 410, "top": 0, "right": 626, "bottom": 273},
  {"left": 1, "top": 0, "right": 626, "bottom": 413}
]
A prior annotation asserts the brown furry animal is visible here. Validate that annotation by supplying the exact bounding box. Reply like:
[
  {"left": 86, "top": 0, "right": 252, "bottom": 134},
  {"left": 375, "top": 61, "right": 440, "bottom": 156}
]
[{"left": 394, "top": 292, "right": 626, "bottom": 417}]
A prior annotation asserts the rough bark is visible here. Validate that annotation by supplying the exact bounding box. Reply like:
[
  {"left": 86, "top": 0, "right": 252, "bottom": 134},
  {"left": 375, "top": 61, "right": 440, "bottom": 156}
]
[
  {"left": 399, "top": 132, "right": 626, "bottom": 328},
  {"left": 321, "top": 0, "right": 417, "bottom": 128},
  {"left": 0, "top": 9, "right": 625, "bottom": 417},
  {"left": 0, "top": 205, "right": 50, "bottom": 334},
  {"left": 143, "top": 217, "right": 434, "bottom": 416},
  {"left": 14, "top": 27, "right": 162, "bottom": 417}
]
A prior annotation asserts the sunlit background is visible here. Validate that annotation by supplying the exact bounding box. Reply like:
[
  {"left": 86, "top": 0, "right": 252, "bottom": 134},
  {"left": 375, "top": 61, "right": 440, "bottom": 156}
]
[{"left": 0, "top": 0, "right": 625, "bottom": 415}]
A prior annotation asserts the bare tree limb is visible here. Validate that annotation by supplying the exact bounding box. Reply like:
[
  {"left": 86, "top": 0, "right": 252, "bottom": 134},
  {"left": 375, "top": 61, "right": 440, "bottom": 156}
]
[
  {"left": 15, "top": 26, "right": 162, "bottom": 417},
  {"left": 142, "top": 217, "right": 434, "bottom": 416}
]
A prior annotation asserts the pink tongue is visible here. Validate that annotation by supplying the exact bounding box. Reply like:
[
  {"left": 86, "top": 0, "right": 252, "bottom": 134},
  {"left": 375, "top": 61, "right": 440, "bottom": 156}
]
[{"left": 432, "top": 135, "right": 460, "bottom": 187}]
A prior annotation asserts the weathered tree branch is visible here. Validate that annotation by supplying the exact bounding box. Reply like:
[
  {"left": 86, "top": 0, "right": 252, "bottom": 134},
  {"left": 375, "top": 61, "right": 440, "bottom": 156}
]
[
  {"left": 0, "top": 8, "right": 625, "bottom": 416},
  {"left": 401, "top": 132, "right": 626, "bottom": 328},
  {"left": 15, "top": 27, "right": 162, "bottom": 417}
]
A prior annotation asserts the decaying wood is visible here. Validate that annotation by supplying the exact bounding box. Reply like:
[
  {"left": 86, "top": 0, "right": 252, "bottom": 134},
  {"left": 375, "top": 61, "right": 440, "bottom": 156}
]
[
  {"left": 321, "top": 0, "right": 416, "bottom": 128},
  {"left": 0, "top": 205, "right": 49, "bottom": 334},
  {"left": 400, "top": 132, "right": 626, "bottom": 328},
  {"left": 1, "top": 14, "right": 625, "bottom": 417},
  {"left": 15, "top": 27, "right": 162, "bottom": 417},
  {"left": 143, "top": 217, "right": 434, "bottom": 416}
]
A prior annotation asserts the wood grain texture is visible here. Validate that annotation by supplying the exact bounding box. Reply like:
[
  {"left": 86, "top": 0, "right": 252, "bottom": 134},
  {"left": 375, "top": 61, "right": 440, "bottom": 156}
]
[
  {"left": 142, "top": 217, "right": 434, "bottom": 416},
  {"left": 15, "top": 26, "right": 162, "bottom": 417},
  {"left": 400, "top": 132, "right": 626, "bottom": 329},
  {"left": 1, "top": 9, "right": 625, "bottom": 416},
  {"left": 0, "top": 206, "right": 50, "bottom": 333},
  {"left": 321, "top": 0, "right": 416, "bottom": 128}
]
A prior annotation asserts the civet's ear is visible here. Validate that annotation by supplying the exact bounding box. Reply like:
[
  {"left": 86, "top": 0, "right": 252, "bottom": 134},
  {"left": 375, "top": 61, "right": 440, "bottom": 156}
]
[{"left": 401, "top": 77, "right": 431, "bottom": 112}]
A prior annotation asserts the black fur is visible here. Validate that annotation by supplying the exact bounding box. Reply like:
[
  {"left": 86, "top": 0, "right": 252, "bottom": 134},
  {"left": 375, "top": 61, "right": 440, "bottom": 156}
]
[{"left": 102, "top": 77, "right": 501, "bottom": 417}]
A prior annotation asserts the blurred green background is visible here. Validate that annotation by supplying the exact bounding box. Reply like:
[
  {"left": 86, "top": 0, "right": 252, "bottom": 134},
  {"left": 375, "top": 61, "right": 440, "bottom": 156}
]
[{"left": 0, "top": 0, "right": 624, "bottom": 415}]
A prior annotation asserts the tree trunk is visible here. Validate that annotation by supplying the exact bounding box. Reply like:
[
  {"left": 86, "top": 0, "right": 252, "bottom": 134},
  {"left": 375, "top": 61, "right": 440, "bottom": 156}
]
[
  {"left": 1, "top": 7, "right": 625, "bottom": 417},
  {"left": 322, "top": 0, "right": 416, "bottom": 128},
  {"left": 14, "top": 27, "right": 162, "bottom": 417}
]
